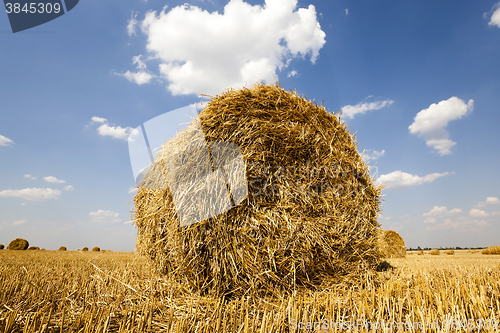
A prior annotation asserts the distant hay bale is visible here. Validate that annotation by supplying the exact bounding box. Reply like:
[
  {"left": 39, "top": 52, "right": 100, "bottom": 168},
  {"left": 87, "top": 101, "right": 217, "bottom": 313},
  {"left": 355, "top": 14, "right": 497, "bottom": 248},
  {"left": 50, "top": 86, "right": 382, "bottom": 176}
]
[
  {"left": 41, "top": 248, "right": 46, "bottom": 251},
  {"left": 417, "top": 250, "right": 424, "bottom": 255},
  {"left": 92, "top": 247, "right": 100, "bottom": 252},
  {"left": 444, "top": 249, "right": 454, "bottom": 255},
  {"left": 59, "top": 246, "right": 67, "bottom": 251},
  {"left": 82, "top": 247, "right": 89, "bottom": 251},
  {"left": 0, "top": 244, "right": 4, "bottom": 250},
  {"left": 482, "top": 246, "right": 500, "bottom": 255},
  {"left": 134, "top": 83, "right": 383, "bottom": 297},
  {"left": 430, "top": 249, "right": 440, "bottom": 255},
  {"left": 377, "top": 229, "right": 406, "bottom": 258},
  {"left": 7, "top": 238, "right": 29, "bottom": 250},
  {"left": 27, "top": 246, "right": 40, "bottom": 250}
]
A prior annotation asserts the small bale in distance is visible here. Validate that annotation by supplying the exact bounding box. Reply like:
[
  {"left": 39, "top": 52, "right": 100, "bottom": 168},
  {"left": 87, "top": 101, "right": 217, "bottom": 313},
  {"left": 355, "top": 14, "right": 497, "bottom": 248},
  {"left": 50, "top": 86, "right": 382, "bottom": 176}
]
[
  {"left": 482, "top": 246, "right": 500, "bottom": 255},
  {"left": 377, "top": 229, "right": 406, "bottom": 258},
  {"left": 444, "top": 249, "right": 454, "bottom": 255},
  {"left": 0, "top": 244, "right": 4, "bottom": 250},
  {"left": 134, "top": 83, "right": 383, "bottom": 297},
  {"left": 59, "top": 246, "right": 67, "bottom": 251},
  {"left": 7, "top": 238, "right": 29, "bottom": 250},
  {"left": 430, "top": 249, "right": 440, "bottom": 255},
  {"left": 82, "top": 247, "right": 89, "bottom": 251},
  {"left": 27, "top": 246, "right": 40, "bottom": 250},
  {"left": 417, "top": 250, "right": 424, "bottom": 255},
  {"left": 92, "top": 247, "right": 100, "bottom": 252}
]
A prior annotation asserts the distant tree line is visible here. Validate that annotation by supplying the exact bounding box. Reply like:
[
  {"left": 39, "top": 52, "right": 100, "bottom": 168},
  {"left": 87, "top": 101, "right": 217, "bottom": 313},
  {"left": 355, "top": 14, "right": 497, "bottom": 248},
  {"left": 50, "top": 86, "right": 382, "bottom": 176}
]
[{"left": 407, "top": 246, "right": 487, "bottom": 251}]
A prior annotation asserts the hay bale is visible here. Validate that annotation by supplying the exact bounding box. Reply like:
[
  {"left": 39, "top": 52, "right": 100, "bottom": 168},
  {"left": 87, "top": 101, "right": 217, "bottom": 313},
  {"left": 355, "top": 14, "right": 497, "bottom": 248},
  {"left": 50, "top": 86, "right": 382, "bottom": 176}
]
[
  {"left": 82, "top": 247, "right": 89, "bottom": 251},
  {"left": 59, "top": 246, "right": 67, "bottom": 251},
  {"left": 7, "top": 238, "right": 29, "bottom": 250},
  {"left": 92, "top": 247, "right": 100, "bottom": 252},
  {"left": 482, "top": 246, "right": 500, "bottom": 255},
  {"left": 134, "top": 83, "right": 383, "bottom": 297},
  {"left": 430, "top": 249, "right": 440, "bottom": 255},
  {"left": 27, "top": 246, "right": 40, "bottom": 250},
  {"left": 444, "top": 249, "right": 454, "bottom": 255},
  {"left": 417, "top": 250, "right": 424, "bottom": 255},
  {"left": 377, "top": 229, "right": 406, "bottom": 258},
  {"left": 0, "top": 244, "right": 4, "bottom": 250}
]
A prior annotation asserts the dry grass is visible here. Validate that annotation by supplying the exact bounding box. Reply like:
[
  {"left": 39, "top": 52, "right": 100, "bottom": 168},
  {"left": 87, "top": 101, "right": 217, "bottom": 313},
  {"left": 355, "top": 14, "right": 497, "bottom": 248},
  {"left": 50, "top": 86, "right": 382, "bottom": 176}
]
[
  {"left": 0, "top": 250, "right": 498, "bottom": 332},
  {"left": 135, "top": 83, "right": 383, "bottom": 297},
  {"left": 482, "top": 246, "right": 500, "bottom": 255},
  {"left": 430, "top": 249, "right": 440, "bottom": 255}
]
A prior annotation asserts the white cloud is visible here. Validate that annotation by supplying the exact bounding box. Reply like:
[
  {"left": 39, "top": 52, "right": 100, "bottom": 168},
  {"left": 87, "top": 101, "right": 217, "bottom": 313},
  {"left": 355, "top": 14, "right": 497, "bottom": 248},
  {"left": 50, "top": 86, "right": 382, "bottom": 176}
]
[
  {"left": 423, "top": 217, "right": 437, "bottom": 224},
  {"left": 91, "top": 116, "right": 107, "bottom": 123},
  {"left": 116, "top": 55, "right": 156, "bottom": 85},
  {"left": 12, "top": 219, "right": 26, "bottom": 226},
  {"left": 362, "top": 149, "right": 385, "bottom": 162},
  {"left": 137, "top": 0, "right": 326, "bottom": 96},
  {"left": 423, "top": 206, "right": 462, "bottom": 217},
  {"left": 488, "top": 2, "right": 500, "bottom": 28},
  {"left": 469, "top": 208, "right": 489, "bottom": 218},
  {"left": 476, "top": 196, "right": 500, "bottom": 207},
  {"left": 20, "top": 203, "right": 26, "bottom": 206},
  {"left": 64, "top": 185, "right": 74, "bottom": 191},
  {"left": 0, "top": 134, "right": 14, "bottom": 146},
  {"left": 128, "top": 12, "right": 138, "bottom": 36},
  {"left": 287, "top": 70, "right": 298, "bottom": 77},
  {"left": 345, "top": 8, "right": 349, "bottom": 15},
  {"left": 97, "top": 123, "right": 134, "bottom": 141},
  {"left": 23, "top": 174, "right": 36, "bottom": 180},
  {"left": 43, "top": 176, "right": 66, "bottom": 184},
  {"left": 0, "top": 188, "right": 61, "bottom": 201},
  {"left": 409, "top": 97, "right": 473, "bottom": 155},
  {"left": 425, "top": 217, "right": 489, "bottom": 232},
  {"left": 89, "top": 210, "right": 121, "bottom": 223},
  {"left": 377, "top": 170, "right": 450, "bottom": 189},
  {"left": 341, "top": 97, "right": 394, "bottom": 119}
]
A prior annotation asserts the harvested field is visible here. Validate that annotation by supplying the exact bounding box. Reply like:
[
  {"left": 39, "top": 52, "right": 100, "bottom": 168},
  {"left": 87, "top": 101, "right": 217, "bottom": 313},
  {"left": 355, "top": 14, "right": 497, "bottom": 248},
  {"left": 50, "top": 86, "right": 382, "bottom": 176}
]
[{"left": 0, "top": 250, "right": 499, "bottom": 332}]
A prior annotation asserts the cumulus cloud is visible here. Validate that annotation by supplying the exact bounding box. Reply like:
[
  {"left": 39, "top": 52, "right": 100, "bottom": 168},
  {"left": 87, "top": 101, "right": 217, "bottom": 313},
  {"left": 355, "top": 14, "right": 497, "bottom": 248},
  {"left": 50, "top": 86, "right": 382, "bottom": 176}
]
[
  {"left": 91, "top": 116, "right": 107, "bottom": 123},
  {"left": 0, "top": 188, "right": 61, "bottom": 201},
  {"left": 287, "top": 70, "right": 298, "bottom": 77},
  {"left": 469, "top": 208, "right": 489, "bottom": 218},
  {"left": 64, "top": 185, "right": 74, "bottom": 191},
  {"left": 134, "top": 0, "right": 326, "bottom": 96},
  {"left": 475, "top": 196, "right": 500, "bottom": 207},
  {"left": 377, "top": 170, "right": 450, "bottom": 189},
  {"left": 0, "top": 134, "right": 14, "bottom": 146},
  {"left": 487, "top": 2, "right": 500, "bottom": 28},
  {"left": 116, "top": 55, "right": 156, "bottom": 85},
  {"left": 409, "top": 97, "right": 473, "bottom": 155},
  {"left": 341, "top": 97, "right": 394, "bottom": 119},
  {"left": 23, "top": 174, "right": 36, "bottom": 180},
  {"left": 423, "top": 206, "right": 462, "bottom": 217},
  {"left": 43, "top": 176, "right": 66, "bottom": 184},
  {"left": 89, "top": 210, "right": 121, "bottom": 223},
  {"left": 362, "top": 149, "right": 385, "bottom": 162},
  {"left": 425, "top": 217, "right": 489, "bottom": 232},
  {"left": 90, "top": 117, "right": 133, "bottom": 141}
]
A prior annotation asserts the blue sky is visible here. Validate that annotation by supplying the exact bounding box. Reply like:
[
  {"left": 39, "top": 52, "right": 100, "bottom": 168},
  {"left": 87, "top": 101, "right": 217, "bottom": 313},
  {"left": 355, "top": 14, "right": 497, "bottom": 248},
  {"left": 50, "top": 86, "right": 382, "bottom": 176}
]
[{"left": 1, "top": 0, "right": 499, "bottom": 251}]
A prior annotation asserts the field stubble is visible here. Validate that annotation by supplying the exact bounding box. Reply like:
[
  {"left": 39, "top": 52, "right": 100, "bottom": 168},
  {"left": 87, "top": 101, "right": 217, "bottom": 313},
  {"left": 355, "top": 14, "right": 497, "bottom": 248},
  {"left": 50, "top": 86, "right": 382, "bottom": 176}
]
[{"left": 0, "top": 250, "right": 499, "bottom": 332}]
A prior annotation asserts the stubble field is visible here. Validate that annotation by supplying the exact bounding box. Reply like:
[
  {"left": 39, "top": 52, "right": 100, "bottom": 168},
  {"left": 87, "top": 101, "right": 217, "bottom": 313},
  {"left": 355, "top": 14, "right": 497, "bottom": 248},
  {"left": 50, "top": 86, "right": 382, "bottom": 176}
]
[{"left": 0, "top": 250, "right": 499, "bottom": 332}]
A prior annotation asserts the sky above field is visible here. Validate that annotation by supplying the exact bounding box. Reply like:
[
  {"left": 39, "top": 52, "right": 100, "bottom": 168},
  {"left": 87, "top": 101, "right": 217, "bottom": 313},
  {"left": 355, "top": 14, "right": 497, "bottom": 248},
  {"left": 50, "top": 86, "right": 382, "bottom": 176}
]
[{"left": 1, "top": 0, "right": 500, "bottom": 251}]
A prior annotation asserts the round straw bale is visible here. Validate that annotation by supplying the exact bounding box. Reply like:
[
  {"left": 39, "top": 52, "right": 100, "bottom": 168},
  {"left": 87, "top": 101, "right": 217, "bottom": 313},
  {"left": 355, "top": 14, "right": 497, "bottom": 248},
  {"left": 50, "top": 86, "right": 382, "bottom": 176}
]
[
  {"left": 134, "top": 83, "right": 383, "bottom": 297},
  {"left": 82, "top": 247, "right": 89, "bottom": 251},
  {"left": 430, "top": 249, "right": 440, "bottom": 255},
  {"left": 444, "top": 249, "right": 454, "bottom": 255},
  {"left": 0, "top": 244, "right": 4, "bottom": 250},
  {"left": 482, "top": 246, "right": 500, "bottom": 255},
  {"left": 377, "top": 229, "right": 406, "bottom": 258},
  {"left": 92, "top": 247, "right": 100, "bottom": 252},
  {"left": 58, "top": 246, "right": 67, "bottom": 251},
  {"left": 27, "top": 246, "right": 40, "bottom": 250},
  {"left": 7, "top": 238, "right": 29, "bottom": 250},
  {"left": 417, "top": 250, "right": 424, "bottom": 255}
]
